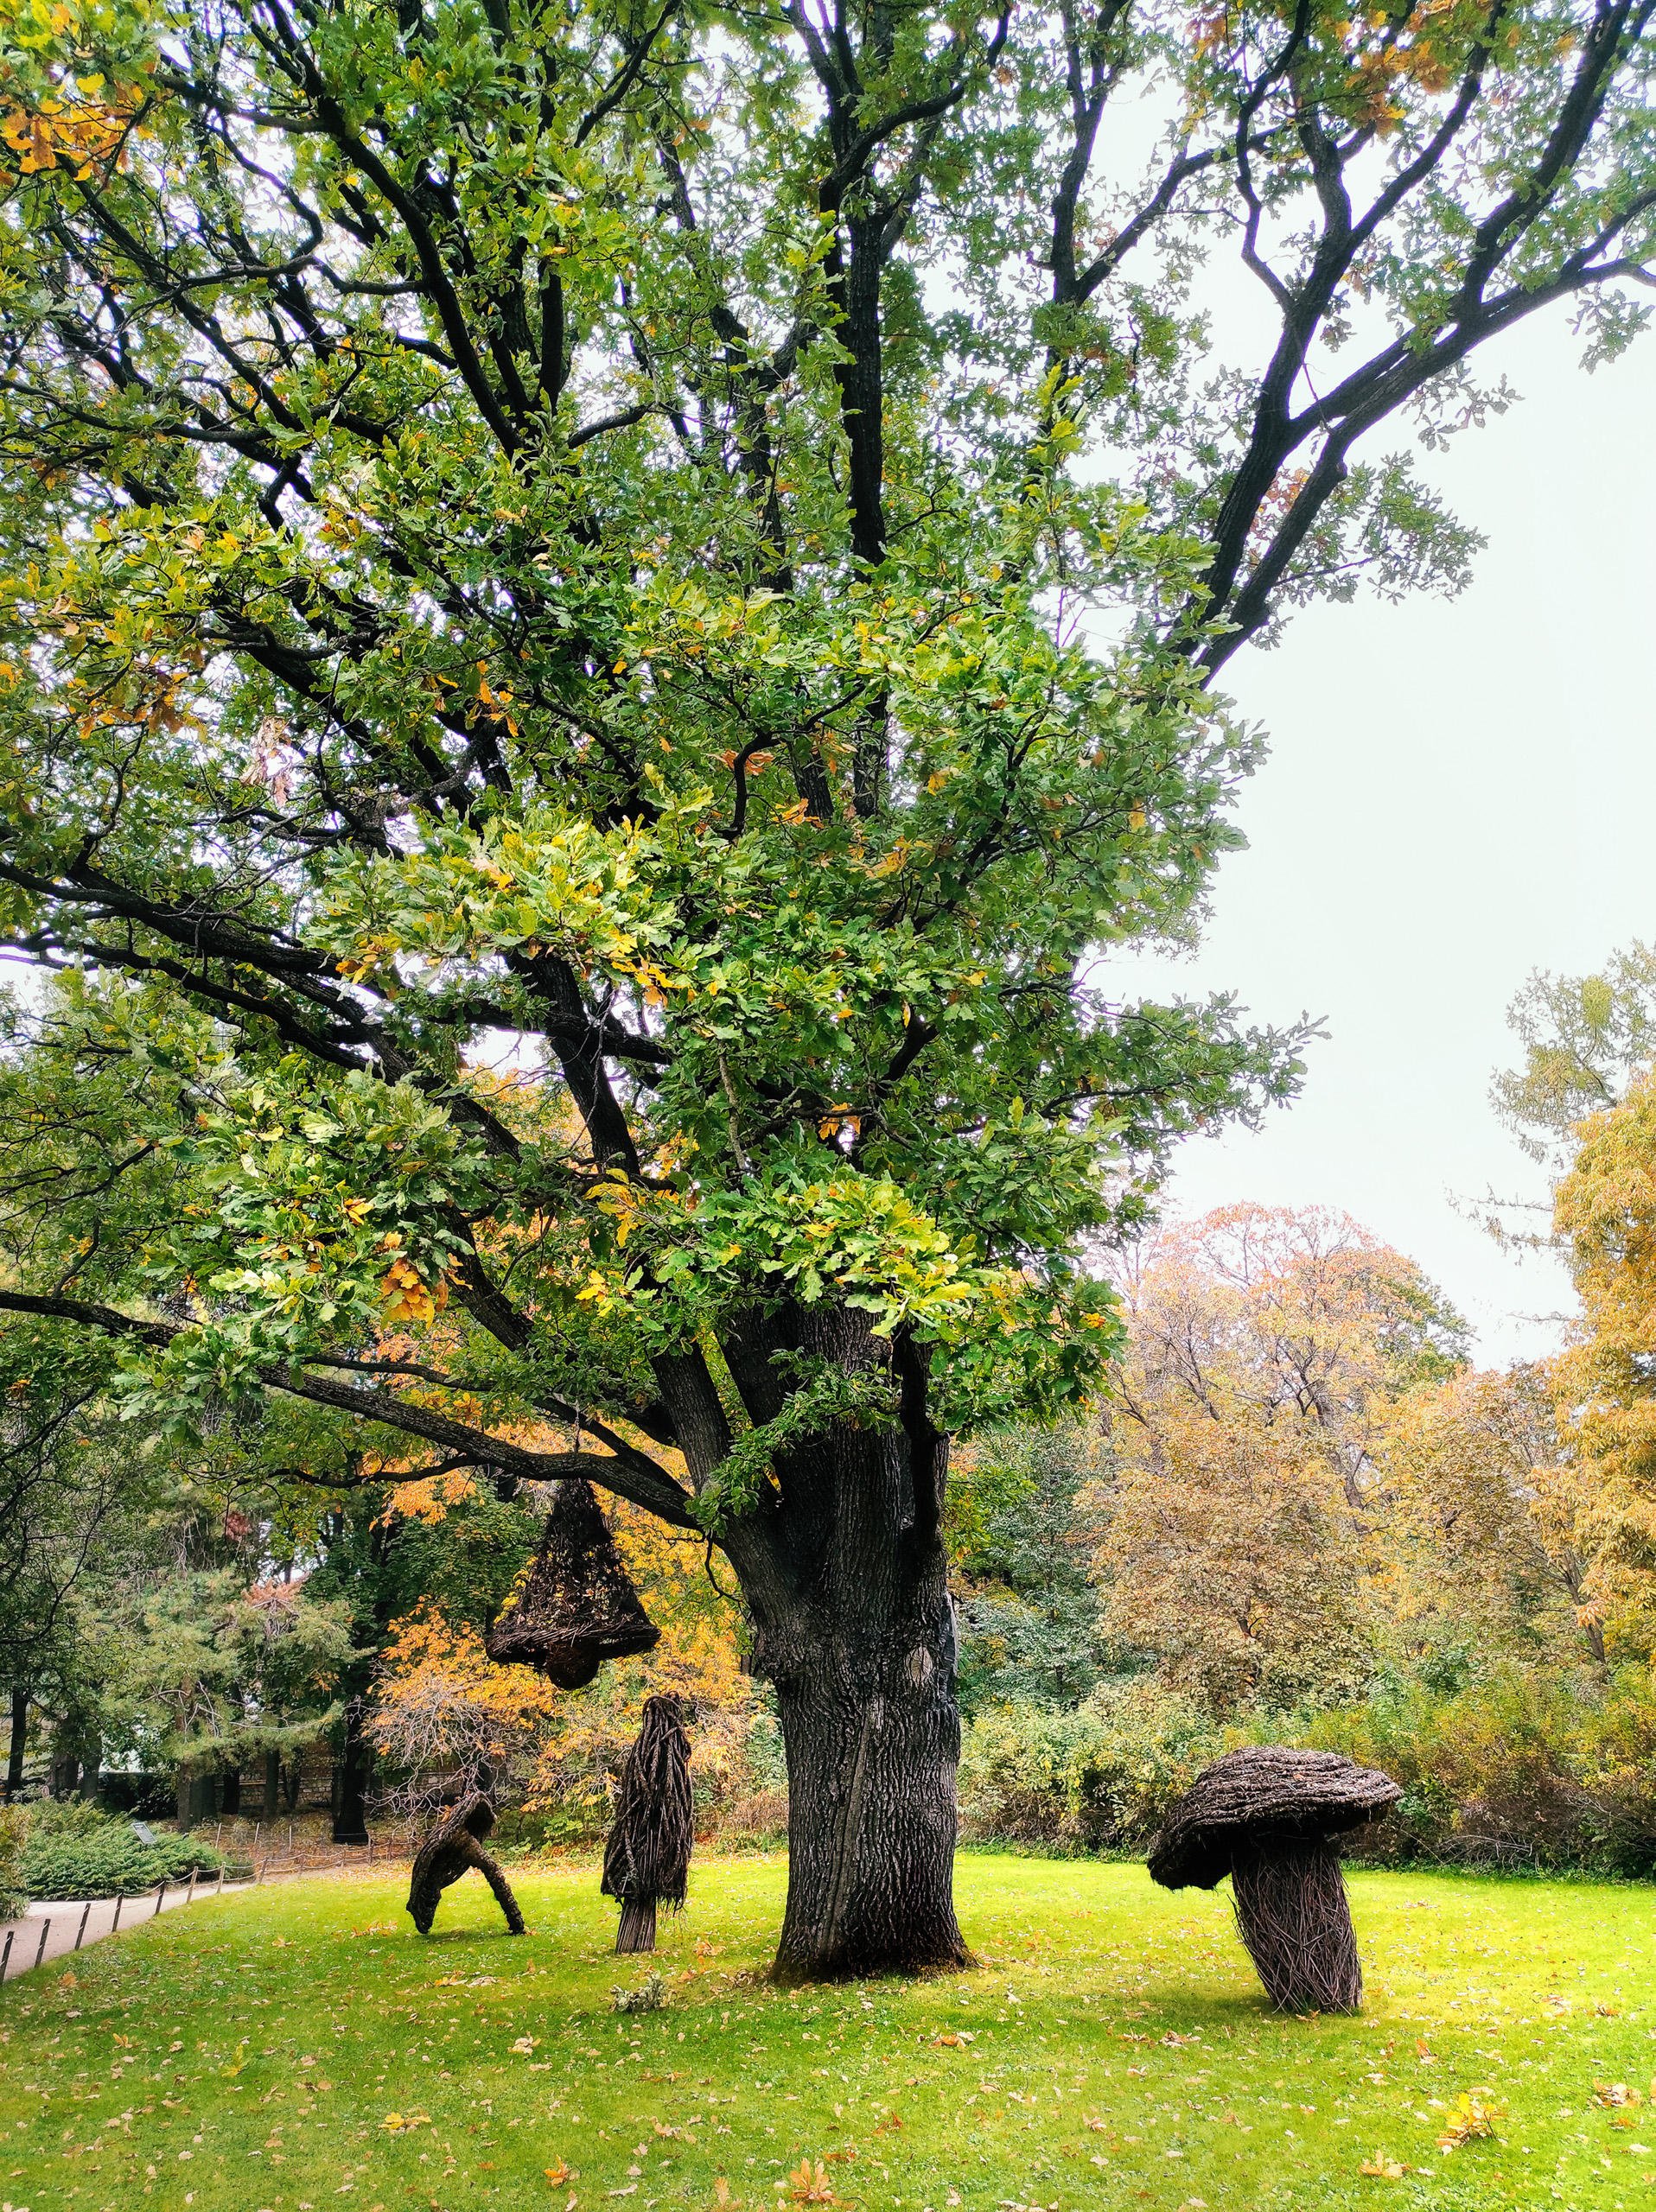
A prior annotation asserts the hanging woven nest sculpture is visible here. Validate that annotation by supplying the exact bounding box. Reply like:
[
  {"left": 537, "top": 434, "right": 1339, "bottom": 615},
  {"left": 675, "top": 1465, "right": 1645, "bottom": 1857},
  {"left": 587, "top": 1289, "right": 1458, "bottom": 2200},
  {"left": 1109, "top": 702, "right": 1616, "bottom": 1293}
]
[
  {"left": 1147, "top": 1746, "right": 1400, "bottom": 2013},
  {"left": 484, "top": 1477, "right": 659, "bottom": 1689},
  {"left": 406, "top": 1791, "right": 526, "bottom": 1937},
  {"left": 602, "top": 1694, "right": 693, "bottom": 1955}
]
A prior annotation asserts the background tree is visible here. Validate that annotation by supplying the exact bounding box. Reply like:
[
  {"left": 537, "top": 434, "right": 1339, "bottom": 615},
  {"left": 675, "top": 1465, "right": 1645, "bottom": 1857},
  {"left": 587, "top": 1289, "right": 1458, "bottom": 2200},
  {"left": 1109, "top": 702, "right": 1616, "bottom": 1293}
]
[
  {"left": 0, "top": 0, "right": 1652, "bottom": 1976},
  {"left": 948, "top": 1425, "right": 1109, "bottom": 1713},
  {"left": 1096, "top": 1205, "right": 1469, "bottom": 1709},
  {"left": 1495, "top": 948, "right": 1656, "bottom": 1167},
  {"left": 1478, "top": 944, "right": 1656, "bottom": 1255},
  {"left": 95, "top": 1566, "right": 360, "bottom": 1827},
  {"left": 1379, "top": 1364, "right": 1603, "bottom": 1669},
  {"left": 1546, "top": 1071, "right": 1656, "bottom": 1667}
]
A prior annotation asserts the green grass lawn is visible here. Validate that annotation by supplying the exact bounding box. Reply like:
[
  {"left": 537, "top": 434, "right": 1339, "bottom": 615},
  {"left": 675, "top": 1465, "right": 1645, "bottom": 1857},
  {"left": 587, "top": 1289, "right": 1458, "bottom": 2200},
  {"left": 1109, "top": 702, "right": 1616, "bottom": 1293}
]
[{"left": 2, "top": 1852, "right": 1654, "bottom": 2212}]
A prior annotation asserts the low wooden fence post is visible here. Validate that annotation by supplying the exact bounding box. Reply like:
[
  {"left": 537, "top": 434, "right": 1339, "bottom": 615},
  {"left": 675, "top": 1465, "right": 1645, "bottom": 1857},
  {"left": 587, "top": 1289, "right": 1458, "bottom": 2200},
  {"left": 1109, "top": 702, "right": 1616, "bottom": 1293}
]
[
  {"left": 33, "top": 1917, "right": 50, "bottom": 1969},
  {"left": 74, "top": 1901, "right": 92, "bottom": 1951}
]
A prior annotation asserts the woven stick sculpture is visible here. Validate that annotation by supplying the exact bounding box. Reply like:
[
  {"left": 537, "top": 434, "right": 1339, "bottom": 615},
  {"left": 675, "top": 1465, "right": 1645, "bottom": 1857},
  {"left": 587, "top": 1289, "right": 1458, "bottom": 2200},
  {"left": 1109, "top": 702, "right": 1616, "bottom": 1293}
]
[
  {"left": 602, "top": 1695, "right": 692, "bottom": 1955},
  {"left": 406, "top": 1791, "right": 525, "bottom": 1937},
  {"left": 1147, "top": 1746, "right": 1400, "bottom": 2012},
  {"left": 486, "top": 1478, "right": 659, "bottom": 1688}
]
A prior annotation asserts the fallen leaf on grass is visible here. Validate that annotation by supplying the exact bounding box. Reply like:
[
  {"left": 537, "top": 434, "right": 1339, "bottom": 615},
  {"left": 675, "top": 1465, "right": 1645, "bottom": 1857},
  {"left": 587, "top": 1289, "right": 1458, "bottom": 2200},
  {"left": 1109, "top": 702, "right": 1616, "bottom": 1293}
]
[
  {"left": 1594, "top": 2083, "right": 1643, "bottom": 2107},
  {"left": 1359, "top": 2154, "right": 1408, "bottom": 2179},
  {"left": 379, "top": 2112, "right": 430, "bottom": 2135},
  {"left": 788, "top": 2160, "right": 834, "bottom": 2204},
  {"left": 1437, "top": 2094, "right": 1504, "bottom": 2149},
  {"left": 932, "top": 2031, "right": 977, "bottom": 2048},
  {"left": 545, "top": 2162, "right": 577, "bottom": 2186}
]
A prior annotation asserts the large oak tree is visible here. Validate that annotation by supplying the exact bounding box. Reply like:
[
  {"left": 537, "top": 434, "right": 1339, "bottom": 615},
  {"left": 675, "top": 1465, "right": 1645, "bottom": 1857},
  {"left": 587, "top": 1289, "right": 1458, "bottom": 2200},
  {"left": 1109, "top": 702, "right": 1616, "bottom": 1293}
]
[{"left": 0, "top": 0, "right": 1652, "bottom": 1975}]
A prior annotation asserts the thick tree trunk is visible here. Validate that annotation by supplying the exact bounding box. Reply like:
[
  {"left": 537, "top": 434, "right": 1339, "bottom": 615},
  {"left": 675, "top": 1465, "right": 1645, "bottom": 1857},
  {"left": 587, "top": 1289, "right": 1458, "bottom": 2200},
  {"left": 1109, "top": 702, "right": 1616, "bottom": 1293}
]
[
  {"left": 770, "top": 1603, "right": 965, "bottom": 1979},
  {"left": 221, "top": 1769, "right": 241, "bottom": 1815},
  {"left": 731, "top": 1312, "right": 968, "bottom": 1982}
]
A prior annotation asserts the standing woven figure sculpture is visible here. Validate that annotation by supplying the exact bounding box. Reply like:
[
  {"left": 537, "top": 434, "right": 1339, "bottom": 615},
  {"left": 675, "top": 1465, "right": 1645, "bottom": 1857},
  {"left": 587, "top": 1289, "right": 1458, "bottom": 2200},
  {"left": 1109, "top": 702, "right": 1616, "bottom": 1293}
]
[
  {"left": 1147, "top": 1746, "right": 1401, "bottom": 2012},
  {"left": 486, "top": 1478, "right": 659, "bottom": 1688},
  {"left": 602, "top": 1695, "right": 693, "bottom": 1955},
  {"left": 406, "top": 1792, "right": 526, "bottom": 1937}
]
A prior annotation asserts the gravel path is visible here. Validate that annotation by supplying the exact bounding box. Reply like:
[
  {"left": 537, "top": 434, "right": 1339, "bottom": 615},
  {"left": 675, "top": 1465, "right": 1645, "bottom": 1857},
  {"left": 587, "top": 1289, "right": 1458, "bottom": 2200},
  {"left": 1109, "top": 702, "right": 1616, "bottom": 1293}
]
[{"left": 0, "top": 1879, "right": 255, "bottom": 1983}]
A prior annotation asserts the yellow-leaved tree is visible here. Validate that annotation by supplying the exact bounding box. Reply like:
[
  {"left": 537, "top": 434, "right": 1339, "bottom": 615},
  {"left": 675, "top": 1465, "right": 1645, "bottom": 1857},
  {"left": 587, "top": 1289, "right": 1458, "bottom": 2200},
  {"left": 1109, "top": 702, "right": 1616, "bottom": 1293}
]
[
  {"left": 1546, "top": 1071, "right": 1656, "bottom": 1669},
  {"left": 1097, "top": 1204, "right": 1470, "bottom": 1710},
  {"left": 1379, "top": 1366, "right": 1602, "bottom": 1669}
]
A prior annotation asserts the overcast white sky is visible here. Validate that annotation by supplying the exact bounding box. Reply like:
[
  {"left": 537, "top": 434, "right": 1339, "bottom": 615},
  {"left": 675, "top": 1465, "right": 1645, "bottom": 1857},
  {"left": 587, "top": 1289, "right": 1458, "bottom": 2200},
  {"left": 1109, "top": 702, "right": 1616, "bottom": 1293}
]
[{"left": 1107, "top": 308, "right": 1656, "bottom": 1366}]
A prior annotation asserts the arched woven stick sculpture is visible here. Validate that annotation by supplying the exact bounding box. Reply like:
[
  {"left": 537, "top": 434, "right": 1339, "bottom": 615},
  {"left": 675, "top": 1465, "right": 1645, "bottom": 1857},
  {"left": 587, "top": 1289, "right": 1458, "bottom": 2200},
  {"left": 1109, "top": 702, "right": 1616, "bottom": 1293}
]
[
  {"left": 486, "top": 1478, "right": 659, "bottom": 1688},
  {"left": 602, "top": 1695, "right": 692, "bottom": 1955},
  {"left": 406, "top": 1791, "right": 526, "bottom": 1938},
  {"left": 1147, "top": 1746, "right": 1400, "bottom": 2012}
]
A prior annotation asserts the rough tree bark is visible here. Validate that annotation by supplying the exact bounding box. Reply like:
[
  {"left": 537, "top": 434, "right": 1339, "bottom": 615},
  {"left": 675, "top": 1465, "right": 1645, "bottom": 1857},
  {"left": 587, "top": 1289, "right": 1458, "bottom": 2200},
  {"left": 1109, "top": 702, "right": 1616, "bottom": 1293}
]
[
  {"left": 730, "top": 1314, "right": 969, "bottom": 1980},
  {"left": 768, "top": 1541, "right": 965, "bottom": 1979}
]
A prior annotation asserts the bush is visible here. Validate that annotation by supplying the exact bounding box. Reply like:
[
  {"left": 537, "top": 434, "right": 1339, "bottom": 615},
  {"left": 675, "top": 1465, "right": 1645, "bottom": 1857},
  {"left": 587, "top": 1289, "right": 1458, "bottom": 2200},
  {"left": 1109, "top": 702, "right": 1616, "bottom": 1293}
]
[
  {"left": 1310, "top": 1663, "right": 1656, "bottom": 1873},
  {"left": 0, "top": 1806, "right": 26, "bottom": 1921},
  {"left": 957, "top": 1663, "right": 1656, "bottom": 1875},
  {"left": 22, "top": 1813, "right": 227, "bottom": 1899},
  {"left": 959, "top": 1681, "right": 1233, "bottom": 1852}
]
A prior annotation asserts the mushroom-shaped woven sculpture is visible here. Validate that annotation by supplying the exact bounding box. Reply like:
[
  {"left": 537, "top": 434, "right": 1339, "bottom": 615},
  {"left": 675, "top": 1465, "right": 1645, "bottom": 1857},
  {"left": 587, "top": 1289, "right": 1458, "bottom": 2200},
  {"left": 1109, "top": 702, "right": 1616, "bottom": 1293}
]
[
  {"left": 406, "top": 1790, "right": 526, "bottom": 1937},
  {"left": 485, "top": 1478, "right": 659, "bottom": 1688},
  {"left": 1148, "top": 1746, "right": 1400, "bottom": 2012},
  {"left": 602, "top": 1694, "right": 692, "bottom": 1955}
]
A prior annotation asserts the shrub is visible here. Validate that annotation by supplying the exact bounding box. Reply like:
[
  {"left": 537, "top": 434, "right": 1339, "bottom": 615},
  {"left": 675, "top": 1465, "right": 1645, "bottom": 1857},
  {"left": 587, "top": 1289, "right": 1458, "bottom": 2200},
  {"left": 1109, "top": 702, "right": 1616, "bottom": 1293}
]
[
  {"left": 959, "top": 1682, "right": 1232, "bottom": 1851},
  {"left": 22, "top": 1813, "right": 226, "bottom": 1899},
  {"left": 1307, "top": 1666, "right": 1626, "bottom": 1870},
  {"left": 0, "top": 1806, "right": 26, "bottom": 1921},
  {"left": 957, "top": 1664, "right": 1656, "bottom": 1874}
]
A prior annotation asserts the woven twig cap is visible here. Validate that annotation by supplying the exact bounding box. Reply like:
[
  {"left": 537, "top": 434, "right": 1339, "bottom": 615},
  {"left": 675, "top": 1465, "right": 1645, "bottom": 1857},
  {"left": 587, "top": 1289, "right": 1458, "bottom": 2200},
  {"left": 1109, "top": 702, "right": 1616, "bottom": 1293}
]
[
  {"left": 484, "top": 1477, "right": 659, "bottom": 1688},
  {"left": 1148, "top": 1745, "right": 1402, "bottom": 1891}
]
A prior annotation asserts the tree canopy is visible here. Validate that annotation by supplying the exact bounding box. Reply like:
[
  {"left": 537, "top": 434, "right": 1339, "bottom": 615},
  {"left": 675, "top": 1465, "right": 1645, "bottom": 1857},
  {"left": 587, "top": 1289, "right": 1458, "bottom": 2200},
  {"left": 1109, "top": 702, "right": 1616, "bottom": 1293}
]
[{"left": 0, "top": 0, "right": 1653, "bottom": 1969}]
